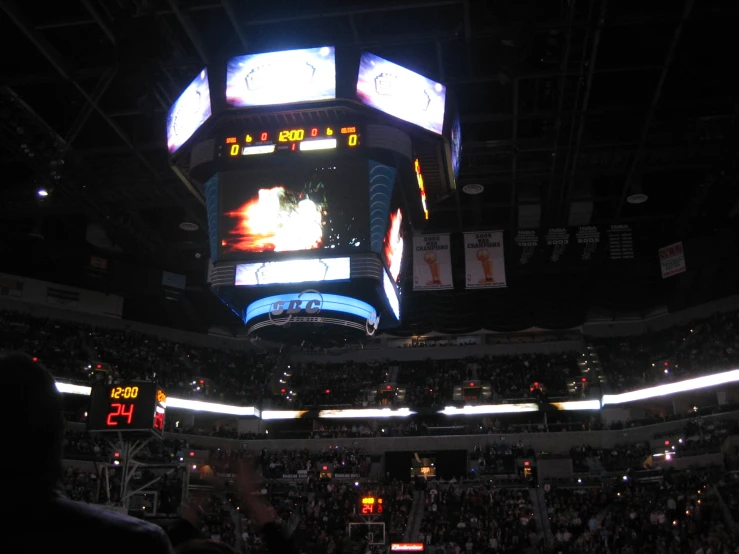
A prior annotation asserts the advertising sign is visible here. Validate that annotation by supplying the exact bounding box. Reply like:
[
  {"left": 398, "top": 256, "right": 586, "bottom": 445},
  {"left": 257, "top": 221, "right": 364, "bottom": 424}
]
[
  {"left": 659, "top": 241, "right": 687, "bottom": 278},
  {"left": 464, "top": 231, "right": 507, "bottom": 289},
  {"left": 226, "top": 46, "right": 336, "bottom": 108},
  {"left": 357, "top": 52, "right": 446, "bottom": 134},
  {"left": 244, "top": 291, "right": 378, "bottom": 327},
  {"left": 413, "top": 234, "right": 453, "bottom": 290},
  {"left": 167, "top": 68, "right": 212, "bottom": 154}
]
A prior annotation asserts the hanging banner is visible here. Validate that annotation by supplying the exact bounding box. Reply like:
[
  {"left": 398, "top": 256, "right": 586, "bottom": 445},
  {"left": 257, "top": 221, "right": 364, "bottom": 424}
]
[
  {"left": 607, "top": 224, "right": 634, "bottom": 260},
  {"left": 544, "top": 228, "right": 571, "bottom": 263},
  {"left": 659, "top": 241, "right": 686, "bottom": 279},
  {"left": 413, "top": 234, "right": 453, "bottom": 290},
  {"left": 464, "top": 231, "right": 507, "bottom": 289},
  {"left": 575, "top": 226, "right": 601, "bottom": 261},
  {"left": 514, "top": 230, "right": 539, "bottom": 266}
]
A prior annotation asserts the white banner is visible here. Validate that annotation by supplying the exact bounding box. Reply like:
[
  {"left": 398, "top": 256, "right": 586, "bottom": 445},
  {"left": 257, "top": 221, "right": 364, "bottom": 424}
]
[
  {"left": 413, "top": 234, "right": 453, "bottom": 290},
  {"left": 464, "top": 231, "right": 507, "bottom": 289},
  {"left": 659, "top": 241, "right": 686, "bottom": 279}
]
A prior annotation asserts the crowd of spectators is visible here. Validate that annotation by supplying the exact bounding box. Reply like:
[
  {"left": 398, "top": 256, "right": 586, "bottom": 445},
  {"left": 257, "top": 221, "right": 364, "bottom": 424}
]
[
  {"left": 0, "top": 309, "right": 276, "bottom": 405},
  {"left": 419, "top": 482, "right": 540, "bottom": 553},
  {"left": 596, "top": 310, "right": 739, "bottom": 393},
  {"left": 544, "top": 467, "right": 734, "bottom": 554}
]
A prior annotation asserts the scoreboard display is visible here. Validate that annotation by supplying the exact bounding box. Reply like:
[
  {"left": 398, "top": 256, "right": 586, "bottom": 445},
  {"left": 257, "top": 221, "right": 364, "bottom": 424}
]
[
  {"left": 221, "top": 125, "right": 360, "bottom": 158},
  {"left": 87, "top": 382, "right": 167, "bottom": 436},
  {"left": 359, "top": 496, "right": 384, "bottom": 515},
  {"left": 169, "top": 44, "right": 462, "bottom": 338}
]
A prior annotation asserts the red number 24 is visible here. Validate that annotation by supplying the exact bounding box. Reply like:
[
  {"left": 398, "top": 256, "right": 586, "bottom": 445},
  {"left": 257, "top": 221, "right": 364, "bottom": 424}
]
[{"left": 107, "top": 403, "right": 135, "bottom": 426}]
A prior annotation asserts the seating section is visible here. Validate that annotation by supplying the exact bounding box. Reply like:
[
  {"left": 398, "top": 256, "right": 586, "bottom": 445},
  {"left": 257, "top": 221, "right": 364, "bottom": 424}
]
[{"left": 3, "top": 308, "right": 738, "bottom": 410}]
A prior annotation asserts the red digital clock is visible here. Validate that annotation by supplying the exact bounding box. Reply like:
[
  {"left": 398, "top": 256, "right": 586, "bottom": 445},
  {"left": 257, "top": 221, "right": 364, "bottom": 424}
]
[
  {"left": 222, "top": 125, "right": 360, "bottom": 158},
  {"left": 87, "top": 382, "right": 166, "bottom": 436},
  {"left": 359, "top": 496, "right": 384, "bottom": 515}
]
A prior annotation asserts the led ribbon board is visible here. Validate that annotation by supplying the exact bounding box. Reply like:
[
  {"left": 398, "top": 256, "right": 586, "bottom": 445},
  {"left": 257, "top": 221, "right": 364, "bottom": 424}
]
[{"left": 244, "top": 291, "right": 379, "bottom": 333}]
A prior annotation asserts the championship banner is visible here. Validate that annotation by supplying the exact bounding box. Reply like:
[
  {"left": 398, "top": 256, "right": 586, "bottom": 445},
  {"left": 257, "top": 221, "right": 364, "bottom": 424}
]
[
  {"left": 659, "top": 241, "right": 686, "bottom": 279},
  {"left": 514, "top": 229, "right": 539, "bottom": 266},
  {"left": 464, "top": 231, "right": 507, "bottom": 289},
  {"left": 413, "top": 234, "right": 453, "bottom": 290},
  {"left": 607, "top": 224, "right": 634, "bottom": 260},
  {"left": 544, "top": 228, "right": 571, "bottom": 263},
  {"left": 575, "top": 226, "right": 601, "bottom": 261}
]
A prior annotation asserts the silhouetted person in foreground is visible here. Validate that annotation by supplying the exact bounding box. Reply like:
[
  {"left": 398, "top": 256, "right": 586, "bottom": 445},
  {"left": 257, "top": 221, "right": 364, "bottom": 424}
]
[{"left": 1, "top": 353, "right": 173, "bottom": 554}]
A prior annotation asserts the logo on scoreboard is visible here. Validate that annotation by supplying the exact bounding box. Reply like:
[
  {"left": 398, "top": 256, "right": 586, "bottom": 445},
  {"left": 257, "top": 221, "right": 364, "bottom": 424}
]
[{"left": 269, "top": 289, "right": 323, "bottom": 325}]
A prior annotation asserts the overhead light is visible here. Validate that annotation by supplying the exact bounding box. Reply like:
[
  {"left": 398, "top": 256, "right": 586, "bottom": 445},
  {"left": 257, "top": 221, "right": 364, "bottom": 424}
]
[
  {"left": 37, "top": 188, "right": 49, "bottom": 197},
  {"left": 462, "top": 184, "right": 484, "bottom": 195},
  {"left": 627, "top": 192, "right": 648, "bottom": 204},
  {"left": 179, "top": 222, "right": 199, "bottom": 231},
  {"left": 626, "top": 178, "right": 648, "bottom": 204}
]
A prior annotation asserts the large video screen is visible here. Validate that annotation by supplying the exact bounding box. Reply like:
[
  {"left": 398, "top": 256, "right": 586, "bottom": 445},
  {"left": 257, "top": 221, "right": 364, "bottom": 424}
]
[
  {"left": 167, "top": 68, "right": 212, "bottom": 154},
  {"left": 235, "top": 257, "right": 350, "bottom": 286},
  {"left": 226, "top": 46, "right": 336, "bottom": 108},
  {"left": 450, "top": 114, "right": 462, "bottom": 182},
  {"left": 383, "top": 269, "right": 401, "bottom": 321},
  {"left": 219, "top": 163, "right": 368, "bottom": 259},
  {"left": 357, "top": 52, "right": 446, "bottom": 135}
]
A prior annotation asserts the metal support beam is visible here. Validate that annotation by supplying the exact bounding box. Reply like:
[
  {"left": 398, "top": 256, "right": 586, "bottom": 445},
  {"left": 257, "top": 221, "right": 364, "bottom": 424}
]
[
  {"left": 64, "top": 68, "right": 117, "bottom": 148},
  {"left": 509, "top": 78, "right": 520, "bottom": 233},
  {"left": 435, "top": 40, "right": 445, "bottom": 81},
  {"left": 80, "top": 0, "right": 116, "bottom": 46},
  {"left": 167, "top": 0, "right": 211, "bottom": 65},
  {"left": 1, "top": 0, "right": 206, "bottom": 234},
  {"left": 221, "top": 0, "right": 249, "bottom": 50},
  {"left": 615, "top": 0, "right": 695, "bottom": 217},
  {"left": 237, "top": 0, "right": 462, "bottom": 26},
  {"left": 558, "top": 0, "right": 607, "bottom": 224},
  {"left": 0, "top": 1, "right": 71, "bottom": 79},
  {"left": 462, "top": 0, "right": 473, "bottom": 76},
  {"left": 543, "top": 0, "right": 578, "bottom": 225}
]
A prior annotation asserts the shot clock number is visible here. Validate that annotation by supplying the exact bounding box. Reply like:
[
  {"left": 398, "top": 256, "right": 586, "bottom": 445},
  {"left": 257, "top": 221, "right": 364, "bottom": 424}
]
[{"left": 106, "top": 403, "right": 135, "bottom": 426}]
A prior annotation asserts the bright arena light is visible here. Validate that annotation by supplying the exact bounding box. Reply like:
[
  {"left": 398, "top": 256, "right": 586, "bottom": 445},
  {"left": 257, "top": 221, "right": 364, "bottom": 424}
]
[
  {"left": 261, "top": 410, "right": 309, "bottom": 420},
  {"left": 551, "top": 400, "right": 601, "bottom": 411},
  {"left": 56, "top": 382, "right": 91, "bottom": 395},
  {"left": 439, "top": 403, "right": 539, "bottom": 416},
  {"left": 601, "top": 369, "right": 739, "bottom": 406},
  {"left": 318, "top": 408, "right": 414, "bottom": 419},
  {"left": 166, "top": 398, "right": 257, "bottom": 416}
]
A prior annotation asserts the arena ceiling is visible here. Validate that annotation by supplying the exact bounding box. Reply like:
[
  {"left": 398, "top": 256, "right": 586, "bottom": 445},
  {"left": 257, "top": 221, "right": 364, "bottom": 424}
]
[{"left": 0, "top": 0, "right": 737, "bottom": 334}]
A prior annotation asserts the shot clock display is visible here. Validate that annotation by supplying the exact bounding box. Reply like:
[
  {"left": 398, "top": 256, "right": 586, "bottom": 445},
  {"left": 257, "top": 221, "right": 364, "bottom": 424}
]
[
  {"left": 359, "top": 496, "right": 384, "bottom": 515},
  {"left": 87, "top": 382, "right": 167, "bottom": 436},
  {"left": 222, "top": 125, "right": 360, "bottom": 158}
]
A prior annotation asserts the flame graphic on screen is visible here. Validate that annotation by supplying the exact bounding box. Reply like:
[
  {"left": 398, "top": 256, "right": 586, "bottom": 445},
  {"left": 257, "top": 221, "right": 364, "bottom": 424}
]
[
  {"left": 383, "top": 209, "right": 404, "bottom": 281},
  {"left": 223, "top": 187, "right": 324, "bottom": 253}
]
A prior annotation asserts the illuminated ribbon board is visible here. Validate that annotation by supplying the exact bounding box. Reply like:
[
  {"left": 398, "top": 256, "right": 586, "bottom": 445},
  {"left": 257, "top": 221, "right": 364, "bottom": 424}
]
[
  {"left": 244, "top": 292, "right": 377, "bottom": 325},
  {"left": 54, "top": 369, "right": 739, "bottom": 417}
]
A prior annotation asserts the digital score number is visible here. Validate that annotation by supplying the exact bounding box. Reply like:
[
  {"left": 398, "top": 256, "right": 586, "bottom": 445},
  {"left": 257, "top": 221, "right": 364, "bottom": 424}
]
[
  {"left": 87, "top": 382, "right": 166, "bottom": 436},
  {"left": 360, "top": 496, "right": 383, "bottom": 515},
  {"left": 224, "top": 125, "right": 360, "bottom": 157}
]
